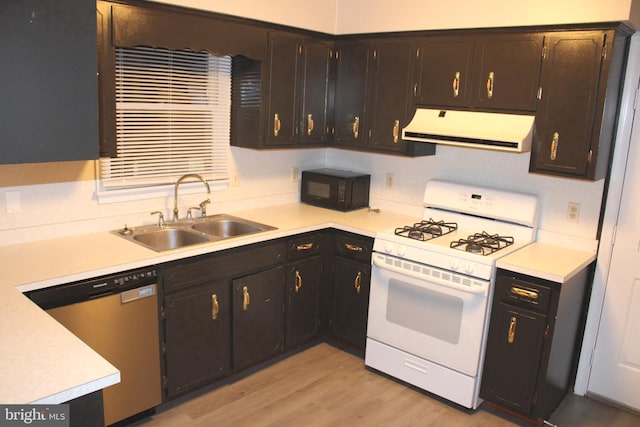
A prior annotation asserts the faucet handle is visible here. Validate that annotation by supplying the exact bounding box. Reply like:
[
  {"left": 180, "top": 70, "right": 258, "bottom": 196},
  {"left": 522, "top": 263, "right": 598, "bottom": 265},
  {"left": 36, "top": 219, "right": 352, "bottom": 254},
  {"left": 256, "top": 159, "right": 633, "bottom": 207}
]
[
  {"left": 186, "top": 207, "right": 201, "bottom": 219},
  {"left": 199, "top": 199, "right": 211, "bottom": 216},
  {"left": 151, "top": 211, "right": 164, "bottom": 226}
]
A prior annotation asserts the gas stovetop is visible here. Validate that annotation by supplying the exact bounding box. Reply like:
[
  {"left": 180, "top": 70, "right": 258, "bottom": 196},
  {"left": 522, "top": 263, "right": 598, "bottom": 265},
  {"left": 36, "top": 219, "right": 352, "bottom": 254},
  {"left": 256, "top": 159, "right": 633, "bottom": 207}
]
[{"left": 373, "top": 180, "right": 539, "bottom": 280}]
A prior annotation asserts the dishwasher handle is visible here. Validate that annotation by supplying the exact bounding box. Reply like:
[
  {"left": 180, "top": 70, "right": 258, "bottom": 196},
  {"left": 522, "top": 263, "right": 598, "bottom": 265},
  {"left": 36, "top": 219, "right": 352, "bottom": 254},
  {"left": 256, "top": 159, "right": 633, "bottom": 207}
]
[{"left": 120, "top": 284, "right": 157, "bottom": 304}]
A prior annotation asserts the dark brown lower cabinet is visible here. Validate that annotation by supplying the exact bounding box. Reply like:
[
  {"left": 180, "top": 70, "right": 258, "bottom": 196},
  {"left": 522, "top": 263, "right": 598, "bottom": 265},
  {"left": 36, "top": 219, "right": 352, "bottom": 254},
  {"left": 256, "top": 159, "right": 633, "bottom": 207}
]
[
  {"left": 480, "top": 267, "right": 591, "bottom": 423},
  {"left": 163, "top": 280, "right": 231, "bottom": 399},
  {"left": 286, "top": 257, "right": 322, "bottom": 348},
  {"left": 232, "top": 266, "right": 286, "bottom": 370},
  {"left": 330, "top": 232, "right": 373, "bottom": 351}
]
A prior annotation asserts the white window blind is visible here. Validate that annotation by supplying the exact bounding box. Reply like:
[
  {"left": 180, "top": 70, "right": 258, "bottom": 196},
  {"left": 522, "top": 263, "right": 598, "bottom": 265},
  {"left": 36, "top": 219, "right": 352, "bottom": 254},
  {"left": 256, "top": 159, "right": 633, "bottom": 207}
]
[{"left": 100, "top": 46, "right": 231, "bottom": 189}]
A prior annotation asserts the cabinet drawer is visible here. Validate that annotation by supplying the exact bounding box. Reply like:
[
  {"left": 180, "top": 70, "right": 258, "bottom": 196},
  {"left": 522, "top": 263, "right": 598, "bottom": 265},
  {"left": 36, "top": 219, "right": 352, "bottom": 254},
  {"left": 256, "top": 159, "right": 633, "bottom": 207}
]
[
  {"left": 288, "top": 233, "right": 324, "bottom": 261},
  {"left": 495, "top": 270, "right": 553, "bottom": 313},
  {"left": 335, "top": 233, "right": 372, "bottom": 263},
  {"left": 163, "top": 241, "right": 286, "bottom": 293}
]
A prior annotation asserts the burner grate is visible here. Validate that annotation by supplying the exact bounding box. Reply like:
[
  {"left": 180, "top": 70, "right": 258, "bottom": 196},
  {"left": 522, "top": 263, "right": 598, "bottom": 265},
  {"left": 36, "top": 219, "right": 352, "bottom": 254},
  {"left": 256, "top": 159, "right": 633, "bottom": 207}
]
[
  {"left": 395, "top": 219, "right": 458, "bottom": 241},
  {"left": 450, "top": 231, "right": 514, "bottom": 256}
]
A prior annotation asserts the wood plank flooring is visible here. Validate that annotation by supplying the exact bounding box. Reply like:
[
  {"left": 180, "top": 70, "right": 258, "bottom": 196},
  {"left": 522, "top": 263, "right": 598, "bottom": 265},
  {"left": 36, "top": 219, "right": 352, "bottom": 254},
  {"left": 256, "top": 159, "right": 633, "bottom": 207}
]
[{"left": 131, "top": 343, "right": 640, "bottom": 427}]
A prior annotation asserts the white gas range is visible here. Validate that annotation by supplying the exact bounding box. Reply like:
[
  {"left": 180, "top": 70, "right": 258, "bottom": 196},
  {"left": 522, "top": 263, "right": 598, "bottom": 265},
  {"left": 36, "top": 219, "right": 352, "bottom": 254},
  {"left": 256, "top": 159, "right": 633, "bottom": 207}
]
[{"left": 365, "top": 180, "right": 538, "bottom": 409}]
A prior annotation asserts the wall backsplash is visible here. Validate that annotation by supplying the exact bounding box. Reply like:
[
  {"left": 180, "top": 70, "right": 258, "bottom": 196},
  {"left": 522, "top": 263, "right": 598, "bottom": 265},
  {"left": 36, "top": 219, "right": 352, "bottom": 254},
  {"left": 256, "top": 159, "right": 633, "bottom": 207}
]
[{"left": 0, "top": 144, "right": 604, "bottom": 247}]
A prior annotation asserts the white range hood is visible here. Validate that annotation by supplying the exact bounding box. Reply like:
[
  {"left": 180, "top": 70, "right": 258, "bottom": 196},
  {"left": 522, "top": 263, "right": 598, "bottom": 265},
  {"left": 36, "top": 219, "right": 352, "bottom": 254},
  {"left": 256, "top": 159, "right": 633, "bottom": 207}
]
[{"left": 402, "top": 108, "right": 535, "bottom": 153}]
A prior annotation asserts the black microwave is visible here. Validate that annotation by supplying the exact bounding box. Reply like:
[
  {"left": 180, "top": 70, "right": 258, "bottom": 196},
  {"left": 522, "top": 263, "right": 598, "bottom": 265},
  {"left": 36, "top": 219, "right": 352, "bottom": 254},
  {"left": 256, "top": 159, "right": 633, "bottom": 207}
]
[{"left": 301, "top": 168, "right": 370, "bottom": 211}]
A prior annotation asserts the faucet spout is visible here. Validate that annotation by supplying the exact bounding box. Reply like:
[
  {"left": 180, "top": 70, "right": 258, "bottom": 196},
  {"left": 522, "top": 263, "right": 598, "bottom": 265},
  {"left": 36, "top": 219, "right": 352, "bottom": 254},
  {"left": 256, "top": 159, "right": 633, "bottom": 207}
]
[{"left": 173, "top": 174, "right": 211, "bottom": 221}]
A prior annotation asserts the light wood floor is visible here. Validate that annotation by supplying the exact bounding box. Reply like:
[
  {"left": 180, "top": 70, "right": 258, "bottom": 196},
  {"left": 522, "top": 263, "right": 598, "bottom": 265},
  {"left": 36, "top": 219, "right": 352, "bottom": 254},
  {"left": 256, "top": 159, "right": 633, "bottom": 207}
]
[{"left": 131, "top": 343, "right": 640, "bottom": 427}]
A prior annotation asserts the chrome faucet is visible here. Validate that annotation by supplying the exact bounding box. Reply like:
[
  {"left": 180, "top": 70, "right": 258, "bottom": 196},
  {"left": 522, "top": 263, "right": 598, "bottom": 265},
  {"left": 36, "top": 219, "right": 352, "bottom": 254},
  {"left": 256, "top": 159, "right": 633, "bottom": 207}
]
[{"left": 173, "top": 174, "right": 211, "bottom": 221}]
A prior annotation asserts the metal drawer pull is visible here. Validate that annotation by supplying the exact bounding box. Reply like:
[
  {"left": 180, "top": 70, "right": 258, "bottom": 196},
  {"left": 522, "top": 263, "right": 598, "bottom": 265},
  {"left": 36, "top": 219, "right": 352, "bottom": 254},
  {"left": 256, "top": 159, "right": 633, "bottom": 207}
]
[
  {"left": 352, "top": 116, "right": 360, "bottom": 139},
  {"left": 511, "top": 286, "right": 539, "bottom": 300},
  {"left": 211, "top": 294, "right": 219, "bottom": 320},
  {"left": 242, "top": 286, "right": 250, "bottom": 311},
  {"left": 354, "top": 271, "right": 362, "bottom": 294},
  {"left": 392, "top": 119, "right": 400, "bottom": 143},
  {"left": 307, "top": 114, "right": 314, "bottom": 136},
  {"left": 550, "top": 132, "right": 559, "bottom": 160},
  {"left": 508, "top": 316, "right": 517, "bottom": 344},
  {"left": 345, "top": 243, "right": 363, "bottom": 252},
  {"left": 296, "top": 243, "right": 314, "bottom": 251},
  {"left": 486, "top": 71, "right": 494, "bottom": 98},
  {"left": 295, "top": 270, "right": 303, "bottom": 293},
  {"left": 274, "top": 113, "right": 281, "bottom": 137},
  {"left": 452, "top": 71, "right": 461, "bottom": 97}
]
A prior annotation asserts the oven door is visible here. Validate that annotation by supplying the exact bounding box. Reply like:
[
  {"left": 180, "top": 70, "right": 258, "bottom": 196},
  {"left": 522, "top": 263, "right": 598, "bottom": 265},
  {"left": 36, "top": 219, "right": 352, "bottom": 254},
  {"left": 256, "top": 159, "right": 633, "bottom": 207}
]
[{"left": 367, "top": 252, "right": 491, "bottom": 377}]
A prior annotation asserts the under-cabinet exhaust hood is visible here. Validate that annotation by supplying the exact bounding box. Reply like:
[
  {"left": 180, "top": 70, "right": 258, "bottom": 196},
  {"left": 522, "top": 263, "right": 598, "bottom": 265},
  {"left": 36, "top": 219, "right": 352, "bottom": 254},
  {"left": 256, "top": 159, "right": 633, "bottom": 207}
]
[{"left": 402, "top": 108, "right": 535, "bottom": 153}]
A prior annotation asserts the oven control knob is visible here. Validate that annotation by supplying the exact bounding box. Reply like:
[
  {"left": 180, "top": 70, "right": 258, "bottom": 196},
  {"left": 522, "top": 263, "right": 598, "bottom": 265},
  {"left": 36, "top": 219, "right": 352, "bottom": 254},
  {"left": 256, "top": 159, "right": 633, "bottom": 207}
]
[
  {"left": 464, "top": 262, "right": 475, "bottom": 275},
  {"left": 397, "top": 245, "right": 407, "bottom": 257},
  {"left": 384, "top": 243, "right": 394, "bottom": 253},
  {"left": 450, "top": 260, "right": 460, "bottom": 271}
]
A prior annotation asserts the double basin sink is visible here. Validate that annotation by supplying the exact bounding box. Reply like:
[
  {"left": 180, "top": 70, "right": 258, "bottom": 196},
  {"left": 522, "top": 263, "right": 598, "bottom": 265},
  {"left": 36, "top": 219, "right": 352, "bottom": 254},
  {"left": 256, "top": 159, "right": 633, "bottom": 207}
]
[{"left": 113, "top": 214, "right": 277, "bottom": 252}]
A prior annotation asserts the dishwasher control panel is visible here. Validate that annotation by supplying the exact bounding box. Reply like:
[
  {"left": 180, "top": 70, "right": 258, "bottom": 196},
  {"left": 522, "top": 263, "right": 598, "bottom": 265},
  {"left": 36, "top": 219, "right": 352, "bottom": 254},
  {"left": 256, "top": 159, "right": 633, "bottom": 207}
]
[{"left": 28, "top": 267, "right": 157, "bottom": 309}]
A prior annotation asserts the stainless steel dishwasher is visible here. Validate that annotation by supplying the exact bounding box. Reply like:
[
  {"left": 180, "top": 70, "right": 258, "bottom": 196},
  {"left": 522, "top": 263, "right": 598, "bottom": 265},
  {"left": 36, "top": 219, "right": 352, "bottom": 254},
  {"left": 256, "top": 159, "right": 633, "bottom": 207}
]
[{"left": 29, "top": 267, "right": 162, "bottom": 426}]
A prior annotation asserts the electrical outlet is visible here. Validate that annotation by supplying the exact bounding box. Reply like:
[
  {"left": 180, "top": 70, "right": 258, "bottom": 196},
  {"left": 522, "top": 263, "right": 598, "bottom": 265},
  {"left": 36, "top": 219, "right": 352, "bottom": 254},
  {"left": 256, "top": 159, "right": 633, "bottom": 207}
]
[
  {"left": 230, "top": 170, "right": 240, "bottom": 186},
  {"left": 386, "top": 173, "right": 394, "bottom": 189},
  {"left": 291, "top": 167, "right": 299, "bottom": 182},
  {"left": 567, "top": 202, "right": 580, "bottom": 223}
]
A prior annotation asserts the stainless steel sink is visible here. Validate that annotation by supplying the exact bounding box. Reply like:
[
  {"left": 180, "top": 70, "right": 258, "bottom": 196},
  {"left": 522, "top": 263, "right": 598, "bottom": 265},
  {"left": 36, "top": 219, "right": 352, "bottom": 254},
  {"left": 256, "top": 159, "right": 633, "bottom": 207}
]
[
  {"left": 132, "top": 227, "right": 209, "bottom": 252},
  {"left": 191, "top": 214, "right": 276, "bottom": 238},
  {"left": 112, "top": 214, "right": 276, "bottom": 252}
]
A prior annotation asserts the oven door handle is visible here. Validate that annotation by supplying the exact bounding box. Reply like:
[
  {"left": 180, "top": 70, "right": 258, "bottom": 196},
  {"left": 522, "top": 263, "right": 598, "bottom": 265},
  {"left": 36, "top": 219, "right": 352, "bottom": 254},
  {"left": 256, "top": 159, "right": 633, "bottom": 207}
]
[{"left": 372, "top": 257, "right": 487, "bottom": 295}]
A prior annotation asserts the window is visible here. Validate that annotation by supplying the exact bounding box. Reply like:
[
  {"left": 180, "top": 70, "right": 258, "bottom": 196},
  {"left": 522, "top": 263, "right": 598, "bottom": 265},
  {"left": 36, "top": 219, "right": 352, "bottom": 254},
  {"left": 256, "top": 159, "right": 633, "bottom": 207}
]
[{"left": 99, "top": 46, "right": 231, "bottom": 190}]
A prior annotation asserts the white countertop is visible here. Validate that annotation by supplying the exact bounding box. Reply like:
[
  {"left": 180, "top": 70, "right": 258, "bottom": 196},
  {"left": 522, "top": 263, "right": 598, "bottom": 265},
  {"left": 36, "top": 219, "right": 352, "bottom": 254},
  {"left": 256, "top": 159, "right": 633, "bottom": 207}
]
[
  {"left": 0, "top": 203, "right": 416, "bottom": 405},
  {"left": 496, "top": 241, "right": 597, "bottom": 283}
]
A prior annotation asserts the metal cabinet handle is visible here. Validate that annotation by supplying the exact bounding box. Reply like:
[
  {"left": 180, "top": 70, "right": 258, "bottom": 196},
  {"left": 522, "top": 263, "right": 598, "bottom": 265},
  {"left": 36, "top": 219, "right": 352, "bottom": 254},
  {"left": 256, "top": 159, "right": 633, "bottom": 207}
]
[
  {"left": 307, "top": 114, "right": 314, "bottom": 136},
  {"left": 273, "top": 113, "right": 281, "bottom": 137},
  {"left": 345, "top": 243, "right": 363, "bottom": 252},
  {"left": 296, "top": 243, "right": 314, "bottom": 251},
  {"left": 511, "top": 286, "right": 539, "bottom": 300},
  {"left": 242, "top": 286, "right": 250, "bottom": 311},
  {"left": 211, "top": 294, "right": 219, "bottom": 320},
  {"left": 392, "top": 120, "right": 400, "bottom": 143},
  {"left": 508, "top": 316, "right": 517, "bottom": 344},
  {"left": 352, "top": 116, "right": 360, "bottom": 139},
  {"left": 295, "top": 270, "right": 303, "bottom": 293},
  {"left": 354, "top": 271, "right": 362, "bottom": 294},
  {"left": 550, "top": 132, "right": 559, "bottom": 160},
  {"left": 486, "top": 71, "right": 494, "bottom": 99},
  {"left": 452, "top": 71, "right": 461, "bottom": 98}
]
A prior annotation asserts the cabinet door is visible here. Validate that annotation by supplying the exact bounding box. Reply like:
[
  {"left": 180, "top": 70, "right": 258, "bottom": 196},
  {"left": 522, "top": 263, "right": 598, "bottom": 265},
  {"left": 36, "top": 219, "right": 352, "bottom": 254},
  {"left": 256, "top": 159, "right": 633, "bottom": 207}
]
[
  {"left": 264, "top": 34, "right": 299, "bottom": 146},
  {"left": 299, "top": 39, "right": 333, "bottom": 145},
  {"left": 232, "top": 266, "right": 286, "bottom": 370},
  {"left": 163, "top": 281, "right": 230, "bottom": 399},
  {"left": 530, "top": 31, "right": 607, "bottom": 178},
  {"left": 416, "top": 36, "right": 474, "bottom": 108},
  {"left": 473, "top": 35, "right": 543, "bottom": 111},
  {"left": 480, "top": 303, "right": 547, "bottom": 415},
  {"left": 334, "top": 41, "right": 371, "bottom": 148},
  {"left": 331, "top": 257, "right": 371, "bottom": 351},
  {"left": 1, "top": 0, "right": 98, "bottom": 163},
  {"left": 368, "top": 39, "right": 415, "bottom": 153},
  {"left": 286, "top": 257, "right": 322, "bottom": 348}
]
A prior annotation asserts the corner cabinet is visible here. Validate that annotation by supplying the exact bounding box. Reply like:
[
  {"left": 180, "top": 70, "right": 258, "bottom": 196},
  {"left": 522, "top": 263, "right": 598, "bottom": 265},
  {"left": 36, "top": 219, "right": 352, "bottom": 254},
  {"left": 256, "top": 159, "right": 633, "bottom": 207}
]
[
  {"left": 414, "top": 33, "right": 544, "bottom": 112},
  {"left": 334, "top": 38, "right": 436, "bottom": 157},
  {"left": 480, "top": 267, "right": 591, "bottom": 423},
  {"left": 0, "top": 0, "right": 99, "bottom": 163},
  {"left": 530, "top": 26, "right": 630, "bottom": 180}
]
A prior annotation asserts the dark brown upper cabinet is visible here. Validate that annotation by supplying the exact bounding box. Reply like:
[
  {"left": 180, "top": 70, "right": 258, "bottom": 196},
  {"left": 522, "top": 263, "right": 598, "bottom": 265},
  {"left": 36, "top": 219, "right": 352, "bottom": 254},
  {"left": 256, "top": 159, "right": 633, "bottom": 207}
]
[
  {"left": 0, "top": 0, "right": 99, "bottom": 164},
  {"left": 530, "top": 27, "right": 630, "bottom": 180},
  {"left": 414, "top": 33, "right": 544, "bottom": 112},
  {"left": 263, "top": 33, "right": 333, "bottom": 147},
  {"left": 334, "top": 38, "right": 435, "bottom": 157}
]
